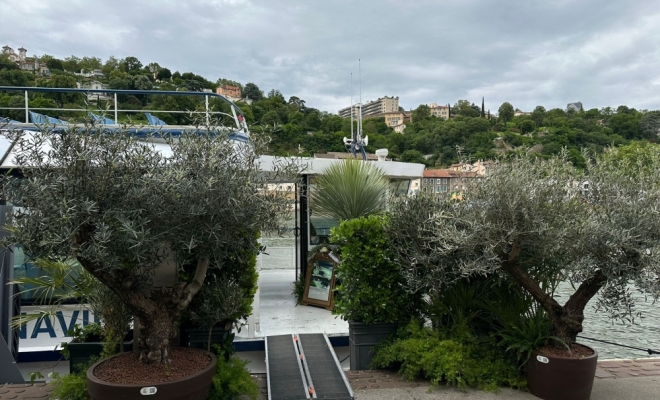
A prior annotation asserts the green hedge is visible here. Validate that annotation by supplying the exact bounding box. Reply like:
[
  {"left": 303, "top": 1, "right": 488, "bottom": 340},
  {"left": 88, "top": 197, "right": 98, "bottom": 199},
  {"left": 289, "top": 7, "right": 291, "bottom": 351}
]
[{"left": 331, "top": 215, "right": 419, "bottom": 324}]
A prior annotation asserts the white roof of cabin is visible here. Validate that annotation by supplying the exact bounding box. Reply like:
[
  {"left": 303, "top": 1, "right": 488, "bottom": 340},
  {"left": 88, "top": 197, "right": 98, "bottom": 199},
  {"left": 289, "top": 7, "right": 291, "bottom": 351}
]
[{"left": 0, "top": 130, "right": 424, "bottom": 179}]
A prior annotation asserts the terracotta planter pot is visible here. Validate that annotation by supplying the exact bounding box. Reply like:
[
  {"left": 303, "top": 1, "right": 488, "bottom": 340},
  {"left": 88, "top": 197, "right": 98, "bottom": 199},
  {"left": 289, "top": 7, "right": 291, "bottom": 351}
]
[
  {"left": 525, "top": 343, "right": 598, "bottom": 400},
  {"left": 86, "top": 350, "right": 217, "bottom": 400}
]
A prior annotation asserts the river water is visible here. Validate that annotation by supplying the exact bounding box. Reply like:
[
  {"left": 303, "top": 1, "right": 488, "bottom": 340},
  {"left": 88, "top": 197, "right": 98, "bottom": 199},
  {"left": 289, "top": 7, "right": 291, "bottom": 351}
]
[{"left": 555, "top": 283, "right": 660, "bottom": 360}]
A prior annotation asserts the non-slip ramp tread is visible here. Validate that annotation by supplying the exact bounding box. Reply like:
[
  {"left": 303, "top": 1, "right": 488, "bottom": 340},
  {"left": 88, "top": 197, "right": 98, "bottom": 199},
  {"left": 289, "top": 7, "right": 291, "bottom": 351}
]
[
  {"left": 299, "top": 334, "right": 353, "bottom": 400},
  {"left": 266, "top": 335, "right": 309, "bottom": 400}
]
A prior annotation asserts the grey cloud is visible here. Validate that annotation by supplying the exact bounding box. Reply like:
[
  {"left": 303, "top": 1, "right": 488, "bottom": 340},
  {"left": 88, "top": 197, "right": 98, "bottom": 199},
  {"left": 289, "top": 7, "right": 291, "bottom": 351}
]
[{"left": 1, "top": 0, "right": 658, "bottom": 113}]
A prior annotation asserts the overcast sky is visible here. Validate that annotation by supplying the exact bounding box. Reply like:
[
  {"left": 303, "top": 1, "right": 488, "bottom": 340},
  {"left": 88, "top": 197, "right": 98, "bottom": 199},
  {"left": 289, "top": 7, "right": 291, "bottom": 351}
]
[{"left": 2, "top": 0, "right": 659, "bottom": 113}]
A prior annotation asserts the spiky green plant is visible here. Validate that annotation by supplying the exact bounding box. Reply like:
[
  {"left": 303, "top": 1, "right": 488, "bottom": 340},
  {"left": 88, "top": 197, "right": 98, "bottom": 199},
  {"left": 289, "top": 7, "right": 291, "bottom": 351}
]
[{"left": 311, "top": 159, "right": 389, "bottom": 221}]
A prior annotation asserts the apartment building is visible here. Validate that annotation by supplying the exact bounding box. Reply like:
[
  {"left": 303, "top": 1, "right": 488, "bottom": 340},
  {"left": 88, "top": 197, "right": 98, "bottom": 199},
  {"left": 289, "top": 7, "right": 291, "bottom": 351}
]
[
  {"left": 428, "top": 103, "right": 450, "bottom": 120},
  {"left": 338, "top": 96, "right": 399, "bottom": 118}
]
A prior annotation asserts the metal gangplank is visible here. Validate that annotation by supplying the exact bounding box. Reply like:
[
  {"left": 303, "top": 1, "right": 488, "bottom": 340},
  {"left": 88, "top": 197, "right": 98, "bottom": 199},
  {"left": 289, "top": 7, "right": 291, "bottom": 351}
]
[{"left": 265, "top": 333, "right": 353, "bottom": 400}]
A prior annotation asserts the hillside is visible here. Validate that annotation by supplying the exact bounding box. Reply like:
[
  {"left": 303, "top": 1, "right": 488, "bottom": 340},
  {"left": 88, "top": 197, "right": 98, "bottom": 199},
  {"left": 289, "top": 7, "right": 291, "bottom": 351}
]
[{"left": 1, "top": 53, "right": 659, "bottom": 167}]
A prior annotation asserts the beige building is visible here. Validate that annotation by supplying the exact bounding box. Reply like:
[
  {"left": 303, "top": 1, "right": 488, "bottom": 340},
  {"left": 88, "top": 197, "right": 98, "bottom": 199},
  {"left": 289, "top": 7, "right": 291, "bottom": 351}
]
[
  {"left": 1, "top": 45, "right": 48, "bottom": 74},
  {"left": 450, "top": 160, "right": 496, "bottom": 176},
  {"left": 352, "top": 110, "right": 411, "bottom": 134},
  {"left": 338, "top": 96, "right": 399, "bottom": 118},
  {"left": 428, "top": 103, "right": 450, "bottom": 120}
]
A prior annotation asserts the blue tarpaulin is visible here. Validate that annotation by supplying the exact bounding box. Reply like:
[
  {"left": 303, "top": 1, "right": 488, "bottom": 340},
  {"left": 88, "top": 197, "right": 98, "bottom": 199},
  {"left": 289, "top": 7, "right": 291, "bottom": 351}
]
[
  {"left": 88, "top": 112, "right": 115, "bottom": 125},
  {"left": 145, "top": 113, "right": 167, "bottom": 126},
  {"left": 29, "top": 111, "right": 68, "bottom": 125}
]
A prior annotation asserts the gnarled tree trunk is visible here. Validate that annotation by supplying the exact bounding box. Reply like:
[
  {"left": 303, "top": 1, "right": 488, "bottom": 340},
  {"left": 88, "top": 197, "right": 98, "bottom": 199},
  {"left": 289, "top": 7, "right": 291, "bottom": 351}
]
[
  {"left": 80, "top": 257, "right": 209, "bottom": 364},
  {"left": 501, "top": 242, "right": 607, "bottom": 348}
]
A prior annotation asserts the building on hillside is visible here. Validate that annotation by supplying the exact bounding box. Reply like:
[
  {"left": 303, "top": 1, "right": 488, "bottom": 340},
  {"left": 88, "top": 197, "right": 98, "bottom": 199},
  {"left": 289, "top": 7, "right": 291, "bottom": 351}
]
[
  {"left": 77, "top": 81, "right": 110, "bottom": 101},
  {"left": 410, "top": 178, "right": 421, "bottom": 194},
  {"left": 514, "top": 109, "right": 531, "bottom": 117},
  {"left": 74, "top": 69, "right": 105, "bottom": 78},
  {"left": 216, "top": 84, "right": 242, "bottom": 101},
  {"left": 425, "top": 160, "right": 497, "bottom": 198},
  {"left": 566, "top": 102, "right": 583, "bottom": 112},
  {"left": 422, "top": 169, "right": 477, "bottom": 199},
  {"left": 347, "top": 110, "right": 411, "bottom": 134},
  {"left": 449, "top": 159, "right": 496, "bottom": 176},
  {"left": 428, "top": 103, "right": 450, "bottom": 120},
  {"left": 338, "top": 96, "right": 399, "bottom": 118},
  {"left": 1, "top": 45, "right": 49, "bottom": 75}
]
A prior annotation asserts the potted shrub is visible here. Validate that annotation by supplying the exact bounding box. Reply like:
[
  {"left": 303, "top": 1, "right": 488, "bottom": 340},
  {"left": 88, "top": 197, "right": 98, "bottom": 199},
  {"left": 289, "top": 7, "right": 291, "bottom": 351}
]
[
  {"left": 2, "top": 126, "right": 297, "bottom": 399},
  {"left": 311, "top": 159, "right": 417, "bottom": 370},
  {"left": 66, "top": 283, "right": 134, "bottom": 373},
  {"left": 387, "top": 152, "right": 660, "bottom": 400},
  {"left": 183, "top": 242, "right": 258, "bottom": 353},
  {"left": 331, "top": 215, "right": 420, "bottom": 370}
]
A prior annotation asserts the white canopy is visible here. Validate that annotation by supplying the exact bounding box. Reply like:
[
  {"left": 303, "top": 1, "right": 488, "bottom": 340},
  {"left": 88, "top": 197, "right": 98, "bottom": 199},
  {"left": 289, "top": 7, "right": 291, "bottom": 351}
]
[{"left": 0, "top": 129, "right": 425, "bottom": 179}]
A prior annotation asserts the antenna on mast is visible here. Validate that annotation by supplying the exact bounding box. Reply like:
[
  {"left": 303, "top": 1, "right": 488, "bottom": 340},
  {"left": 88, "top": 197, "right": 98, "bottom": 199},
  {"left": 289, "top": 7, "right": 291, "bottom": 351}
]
[
  {"left": 343, "top": 59, "right": 368, "bottom": 161},
  {"left": 358, "top": 59, "right": 362, "bottom": 143},
  {"left": 350, "top": 73, "right": 354, "bottom": 141}
]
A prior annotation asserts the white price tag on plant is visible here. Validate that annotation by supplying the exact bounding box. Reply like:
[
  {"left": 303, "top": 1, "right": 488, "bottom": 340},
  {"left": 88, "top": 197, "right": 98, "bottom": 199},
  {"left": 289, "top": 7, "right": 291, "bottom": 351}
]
[{"left": 140, "top": 387, "right": 157, "bottom": 395}]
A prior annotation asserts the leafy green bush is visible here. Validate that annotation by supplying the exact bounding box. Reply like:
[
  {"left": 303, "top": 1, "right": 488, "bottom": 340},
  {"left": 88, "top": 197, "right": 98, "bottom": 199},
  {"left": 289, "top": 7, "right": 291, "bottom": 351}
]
[
  {"left": 331, "top": 216, "right": 419, "bottom": 324},
  {"left": 51, "top": 371, "right": 90, "bottom": 400},
  {"left": 292, "top": 277, "right": 305, "bottom": 306},
  {"left": 208, "top": 356, "right": 259, "bottom": 400},
  {"left": 372, "top": 322, "right": 526, "bottom": 392}
]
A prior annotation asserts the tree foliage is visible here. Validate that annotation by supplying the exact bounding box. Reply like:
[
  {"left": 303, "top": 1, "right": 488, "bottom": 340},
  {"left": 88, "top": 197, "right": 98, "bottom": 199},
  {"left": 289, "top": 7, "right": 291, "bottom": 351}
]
[
  {"left": 1, "top": 126, "right": 299, "bottom": 364},
  {"left": 388, "top": 153, "right": 660, "bottom": 347}
]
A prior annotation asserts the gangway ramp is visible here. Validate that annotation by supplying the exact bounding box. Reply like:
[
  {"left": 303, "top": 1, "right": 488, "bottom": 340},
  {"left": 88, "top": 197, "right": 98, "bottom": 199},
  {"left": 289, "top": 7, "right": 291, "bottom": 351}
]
[{"left": 266, "top": 333, "right": 353, "bottom": 400}]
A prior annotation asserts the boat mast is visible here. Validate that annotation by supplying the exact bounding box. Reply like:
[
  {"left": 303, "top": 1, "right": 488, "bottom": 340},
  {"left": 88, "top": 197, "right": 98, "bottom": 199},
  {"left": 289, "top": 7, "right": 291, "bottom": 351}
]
[
  {"left": 350, "top": 73, "right": 354, "bottom": 142},
  {"left": 358, "top": 59, "right": 362, "bottom": 143}
]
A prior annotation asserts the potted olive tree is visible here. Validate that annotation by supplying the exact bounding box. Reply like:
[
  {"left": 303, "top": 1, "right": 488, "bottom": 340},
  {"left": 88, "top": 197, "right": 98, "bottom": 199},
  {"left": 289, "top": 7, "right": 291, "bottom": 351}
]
[
  {"left": 312, "top": 159, "right": 419, "bottom": 370},
  {"left": 1, "top": 126, "right": 297, "bottom": 400},
  {"left": 387, "top": 151, "right": 660, "bottom": 400}
]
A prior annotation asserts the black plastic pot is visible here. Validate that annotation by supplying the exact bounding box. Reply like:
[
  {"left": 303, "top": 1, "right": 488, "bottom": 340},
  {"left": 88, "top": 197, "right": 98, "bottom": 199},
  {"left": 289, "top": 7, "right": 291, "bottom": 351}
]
[
  {"left": 68, "top": 341, "right": 134, "bottom": 373},
  {"left": 526, "top": 343, "right": 598, "bottom": 400},
  {"left": 348, "top": 321, "right": 398, "bottom": 371},
  {"left": 185, "top": 326, "right": 230, "bottom": 350},
  {"left": 86, "top": 348, "right": 217, "bottom": 400}
]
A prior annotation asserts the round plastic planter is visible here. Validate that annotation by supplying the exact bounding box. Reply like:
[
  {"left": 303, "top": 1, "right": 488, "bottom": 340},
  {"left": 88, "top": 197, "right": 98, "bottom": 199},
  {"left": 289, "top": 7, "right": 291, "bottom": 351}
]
[
  {"left": 525, "top": 343, "right": 598, "bottom": 400},
  {"left": 86, "top": 350, "right": 217, "bottom": 400}
]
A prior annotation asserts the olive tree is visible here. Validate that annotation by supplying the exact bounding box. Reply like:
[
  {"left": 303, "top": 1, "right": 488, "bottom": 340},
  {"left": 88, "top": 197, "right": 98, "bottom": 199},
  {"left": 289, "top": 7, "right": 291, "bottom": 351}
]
[
  {"left": 2, "top": 126, "right": 299, "bottom": 364},
  {"left": 389, "top": 151, "right": 660, "bottom": 347}
]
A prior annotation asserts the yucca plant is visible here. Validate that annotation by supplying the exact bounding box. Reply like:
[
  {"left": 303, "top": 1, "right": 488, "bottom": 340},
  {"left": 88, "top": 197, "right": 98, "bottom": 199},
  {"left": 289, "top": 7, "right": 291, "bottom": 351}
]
[{"left": 311, "top": 159, "right": 389, "bottom": 221}]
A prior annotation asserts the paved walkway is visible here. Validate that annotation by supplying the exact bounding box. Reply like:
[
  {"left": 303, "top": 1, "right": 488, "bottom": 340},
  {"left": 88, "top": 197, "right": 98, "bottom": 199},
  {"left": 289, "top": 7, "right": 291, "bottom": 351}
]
[
  {"left": 0, "top": 383, "right": 51, "bottom": 399},
  {"left": 4, "top": 358, "right": 660, "bottom": 399}
]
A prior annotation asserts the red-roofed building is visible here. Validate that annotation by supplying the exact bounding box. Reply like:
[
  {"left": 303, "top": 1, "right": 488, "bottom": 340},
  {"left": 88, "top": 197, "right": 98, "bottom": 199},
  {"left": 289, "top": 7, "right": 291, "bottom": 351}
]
[{"left": 422, "top": 169, "right": 477, "bottom": 198}]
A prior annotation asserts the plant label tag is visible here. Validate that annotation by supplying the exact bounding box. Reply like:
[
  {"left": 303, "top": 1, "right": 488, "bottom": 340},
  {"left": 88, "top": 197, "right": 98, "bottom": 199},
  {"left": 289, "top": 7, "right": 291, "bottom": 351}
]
[
  {"left": 140, "top": 387, "right": 157, "bottom": 395},
  {"left": 536, "top": 355, "right": 549, "bottom": 364}
]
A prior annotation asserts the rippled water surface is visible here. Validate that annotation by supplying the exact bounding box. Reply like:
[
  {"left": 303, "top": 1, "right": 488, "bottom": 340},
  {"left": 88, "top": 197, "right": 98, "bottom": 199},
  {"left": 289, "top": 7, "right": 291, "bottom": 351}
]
[{"left": 555, "top": 283, "right": 660, "bottom": 360}]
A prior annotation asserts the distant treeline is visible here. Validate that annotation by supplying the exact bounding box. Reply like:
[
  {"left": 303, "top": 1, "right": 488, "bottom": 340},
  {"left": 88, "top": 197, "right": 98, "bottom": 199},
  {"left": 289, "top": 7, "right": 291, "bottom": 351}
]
[{"left": 1, "top": 53, "right": 658, "bottom": 166}]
